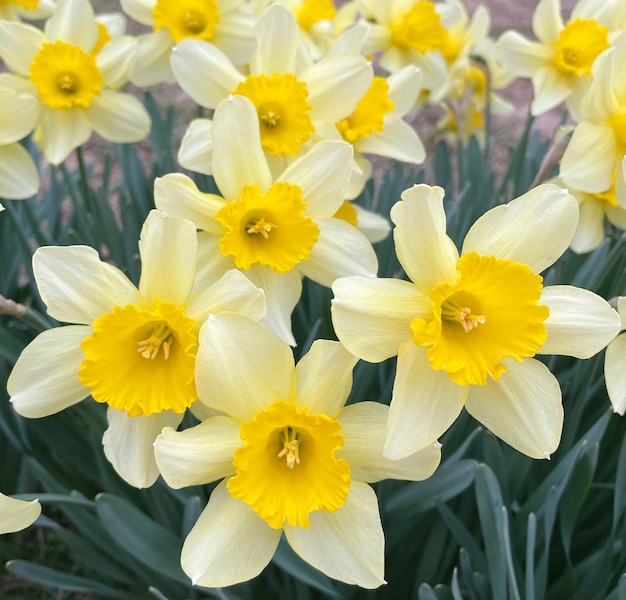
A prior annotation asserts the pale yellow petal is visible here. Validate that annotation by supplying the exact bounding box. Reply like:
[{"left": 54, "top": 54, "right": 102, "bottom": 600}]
[
  {"left": 130, "top": 30, "right": 173, "bottom": 87},
  {"left": 293, "top": 340, "right": 357, "bottom": 418},
  {"left": 390, "top": 184, "right": 459, "bottom": 290},
  {"left": 605, "top": 333, "right": 626, "bottom": 415},
  {"left": 44, "top": 0, "right": 98, "bottom": 51},
  {"left": 154, "top": 173, "right": 224, "bottom": 234},
  {"left": 138, "top": 210, "right": 197, "bottom": 306},
  {"left": 540, "top": 285, "right": 620, "bottom": 358},
  {"left": 155, "top": 418, "right": 240, "bottom": 488},
  {"left": 530, "top": 67, "right": 573, "bottom": 116},
  {"left": 356, "top": 118, "right": 426, "bottom": 164},
  {"left": 0, "top": 89, "right": 39, "bottom": 145},
  {"left": 8, "top": 326, "right": 90, "bottom": 418},
  {"left": 331, "top": 276, "right": 427, "bottom": 362},
  {"left": 0, "top": 494, "right": 41, "bottom": 534},
  {"left": 39, "top": 107, "right": 91, "bottom": 166},
  {"left": 0, "top": 22, "right": 45, "bottom": 76},
  {"left": 385, "top": 341, "right": 467, "bottom": 459},
  {"left": 465, "top": 358, "right": 563, "bottom": 459},
  {"left": 103, "top": 408, "right": 184, "bottom": 489},
  {"left": 284, "top": 481, "right": 385, "bottom": 589},
  {"left": 338, "top": 402, "right": 441, "bottom": 483},
  {"left": 0, "top": 143, "right": 39, "bottom": 200},
  {"left": 496, "top": 31, "right": 552, "bottom": 77},
  {"left": 250, "top": 3, "right": 298, "bottom": 75},
  {"left": 86, "top": 91, "right": 151, "bottom": 143},
  {"left": 532, "top": 0, "right": 563, "bottom": 45},
  {"left": 177, "top": 119, "right": 213, "bottom": 176},
  {"left": 462, "top": 184, "right": 578, "bottom": 274},
  {"left": 182, "top": 481, "right": 281, "bottom": 587},
  {"left": 34, "top": 246, "right": 140, "bottom": 324},
  {"left": 195, "top": 313, "right": 293, "bottom": 420}
]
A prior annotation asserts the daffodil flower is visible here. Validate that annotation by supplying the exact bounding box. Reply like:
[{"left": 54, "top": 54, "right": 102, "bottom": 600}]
[
  {"left": 497, "top": 0, "right": 624, "bottom": 118},
  {"left": 172, "top": 3, "right": 372, "bottom": 168},
  {"left": 0, "top": 493, "right": 41, "bottom": 534},
  {"left": 560, "top": 33, "right": 626, "bottom": 206},
  {"left": 331, "top": 183, "right": 620, "bottom": 460},
  {"left": 119, "top": 0, "right": 256, "bottom": 87},
  {"left": 8, "top": 211, "right": 266, "bottom": 488},
  {"left": 155, "top": 95, "right": 377, "bottom": 345},
  {"left": 605, "top": 297, "right": 626, "bottom": 415},
  {"left": 0, "top": 87, "right": 39, "bottom": 199},
  {"left": 154, "top": 313, "right": 441, "bottom": 588},
  {"left": 0, "top": 0, "right": 151, "bottom": 165}
]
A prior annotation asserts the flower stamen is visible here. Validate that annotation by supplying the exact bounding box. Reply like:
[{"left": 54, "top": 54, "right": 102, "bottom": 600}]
[
  {"left": 441, "top": 299, "right": 486, "bottom": 332},
  {"left": 137, "top": 323, "right": 174, "bottom": 360},
  {"left": 246, "top": 217, "right": 278, "bottom": 239},
  {"left": 277, "top": 427, "right": 300, "bottom": 468},
  {"left": 261, "top": 110, "right": 280, "bottom": 127}
]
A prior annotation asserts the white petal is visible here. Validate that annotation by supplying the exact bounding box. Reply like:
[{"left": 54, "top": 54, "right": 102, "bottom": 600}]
[
  {"left": 560, "top": 122, "right": 617, "bottom": 194},
  {"left": 0, "top": 143, "right": 39, "bottom": 200},
  {"left": 44, "top": 0, "right": 98, "bottom": 50},
  {"left": 356, "top": 118, "right": 426, "bottom": 164},
  {"left": 119, "top": 0, "right": 155, "bottom": 26},
  {"left": 211, "top": 95, "right": 273, "bottom": 199},
  {"left": 338, "top": 402, "right": 441, "bottom": 483},
  {"left": 250, "top": 3, "right": 298, "bottom": 75},
  {"left": 182, "top": 481, "right": 281, "bottom": 587},
  {"left": 298, "top": 219, "right": 378, "bottom": 287},
  {"left": 97, "top": 36, "right": 137, "bottom": 89},
  {"left": 195, "top": 313, "right": 293, "bottom": 420},
  {"left": 138, "top": 210, "right": 197, "bottom": 306},
  {"left": 387, "top": 65, "right": 421, "bottom": 116},
  {"left": 39, "top": 108, "right": 91, "bottom": 166},
  {"left": 532, "top": 0, "right": 563, "bottom": 45},
  {"left": 385, "top": 341, "right": 467, "bottom": 459},
  {"left": 304, "top": 55, "right": 373, "bottom": 122},
  {"left": 390, "top": 184, "right": 459, "bottom": 290},
  {"left": 131, "top": 30, "right": 174, "bottom": 87},
  {"left": 33, "top": 246, "right": 140, "bottom": 324},
  {"left": 103, "top": 408, "right": 183, "bottom": 489},
  {"left": 284, "top": 480, "right": 385, "bottom": 589},
  {"left": 0, "top": 88, "right": 39, "bottom": 144},
  {"left": 8, "top": 326, "right": 90, "bottom": 418},
  {"left": 496, "top": 31, "right": 551, "bottom": 77},
  {"left": 210, "top": 5, "right": 257, "bottom": 65},
  {"left": 354, "top": 204, "right": 391, "bottom": 243},
  {"left": 244, "top": 264, "right": 302, "bottom": 346},
  {"left": 331, "top": 276, "right": 427, "bottom": 362},
  {"left": 605, "top": 333, "right": 626, "bottom": 415},
  {"left": 293, "top": 340, "right": 357, "bottom": 417},
  {"left": 570, "top": 196, "right": 606, "bottom": 254},
  {"left": 154, "top": 417, "right": 240, "bottom": 488},
  {"left": 154, "top": 173, "right": 223, "bottom": 234},
  {"left": 278, "top": 141, "right": 352, "bottom": 217},
  {"left": 186, "top": 268, "right": 266, "bottom": 324},
  {"left": 0, "top": 494, "right": 41, "bottom": 534},
  {"left": 86, "top": 91, "right": 151, "bottom": 143},
  {"left": 465, "top": 358, "right": 563, "bottom": 459},
  {"left": 530, "top": 67, "right": 572, "bottom": 116},
  {"left": 462, "top": 184, "right": 578, "bottom": 273},
  {"left": 540, "top": 285, "right": 620, "bottom": 358},
  {"left": 0, "top": 22, "right": 45, "bottom": 76},
  {"left": 177, "top": 119, "right": 213, "bottom": 176},
  {"left": 170, "top": 39, "right": 243, "bottom": 108}
]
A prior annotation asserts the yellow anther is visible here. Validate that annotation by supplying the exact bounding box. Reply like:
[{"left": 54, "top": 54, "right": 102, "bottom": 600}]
[{"left": 246, "top": 217, "right": 277, "bottom": 239}]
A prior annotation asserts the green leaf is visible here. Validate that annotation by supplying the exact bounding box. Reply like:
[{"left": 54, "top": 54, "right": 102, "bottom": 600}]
[{"left": 5, "top": 560, "right": 131, "bottom": 598}]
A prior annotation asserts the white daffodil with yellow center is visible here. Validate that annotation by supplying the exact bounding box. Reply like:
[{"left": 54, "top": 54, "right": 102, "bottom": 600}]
[
  {"left": 155, "top": 95, "right": 377, "bottom": 346},
  {"left": 173, "top": 3, "right": 372, "bottom": 168},
  {"left": 0, "top": 0, "right": 150, "bottom": 166},
  {"left": 119, "top": 0, "right": 256, "bottom": 87},
  {"left": 605, "top": 297, "right": 626, "bottom": 415},
  {"left": 331, "top": 184, "right": 620, "bottom": 460},
  {"left": 496, "top": 0, "right": 623, "bottom": 118},
  {"left": 0, "top": 492, "right": 41, "bottom": 534},
  {"left": 560, "top": 32, "right": 626, "bottom": 207},
  {"left": 8, "top": 211, "right": 266, "bottom": 488},
  {"left": 0, "top": 87, "right": 40, "bottom": 199},
  {"left": 154, "top": 313, "right": 441, "bottom": 588}
]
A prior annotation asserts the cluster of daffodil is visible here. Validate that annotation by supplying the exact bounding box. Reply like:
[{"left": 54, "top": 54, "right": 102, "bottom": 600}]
[{"left": 1, "top": 0, "right": 626, "bottom": 593}]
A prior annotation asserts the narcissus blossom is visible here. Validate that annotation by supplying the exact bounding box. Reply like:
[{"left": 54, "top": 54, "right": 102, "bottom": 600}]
[
  {"left": 119, "top": 0, "right": 256, "bottom": 86},
  {"left": 0, "top": 0, "right": 151, "bottom": 165},
  {"left": 0, "top": 493, "right": 41, "bottom": 534},
  {"left": 154, "top": 313, "right": 441, "bottom": 589},
  {"left": 332, "top": 183, "right": 620, "bottom": 460},
  {"left": 605, "top": 297, "right": 626, "bottom": 414},
  {"left": 497, "top": 0, "right": 624, "bottom": 117},
  {"left": 172, "top": 3, "right": 372, "bottom": 169},
  {"left": 0, "top": 0, "right": 55, "bottom": 22},
  {"left": 0, "top": 87, "right": 40, "bottom": 199},
  {"left": 560, "top": 33, "right": 626, "bottom": 206},
  {"left": 8, "top": 211, "right": 266, "bottom": 488},
  {"left": 155, "top": 95, "right": 377, "bottom": 345}
]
